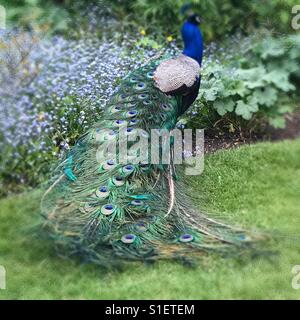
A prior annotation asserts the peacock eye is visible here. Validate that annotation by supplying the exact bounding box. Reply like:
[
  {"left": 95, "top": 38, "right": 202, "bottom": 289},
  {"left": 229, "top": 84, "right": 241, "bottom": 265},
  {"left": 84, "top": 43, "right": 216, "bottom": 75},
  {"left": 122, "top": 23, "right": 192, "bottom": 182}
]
[
  {"left": 103, "top": 159, "right": 116, "bottom": 170},
  {"left": 115, "top": 119, "right": 126, "bottom": 126},
  {"left": 139, "top": 161, "right": 150, "bottom": 171},
  {"left": 131, "top": 200, "right": 143, "bottom": 206},
  {"left": 104, "top": 130, "right": 116, "bottom": 140},
  {"left": 161, "top": 103, "right": 172, "bottom": 111},
  {"left": 111, "top": 105, "right": 121, "bottom": 113},
  {"left": 179, "top": 234, "right": 194, "bottom": 243},
  {"left": 140, "top": 130, "right": 149, "bottom": 138},
  {"left": 143, "top": 99, "right": 151, "bottom": 105},
  {"left": 147, "top": 71, "right": 154, "bottom": 78},
  {"left": 112, "top": 176, "right": 125, "bottom": 186},
  {"left": 126, "top": 128, "right": 137, "bottom": 136},
  {"left": 160, "top": 113, "right": 167, "bottom": 121},
  {"left": 84, "top": 203, "right": 94, "bottom": 213},
  {"left": 130, "top": 119, "right": 138, "bottom": 125},
  {"left": 138, "top": 93, "right": 148, "bottom": 100},
  {"left": 135, "top": 222, "right": 148, "bottom": 232},
  {"left": 101, "top": 204, "right": 116, "bottom": 215},
  {"left": 122, "top": 164, "right": 135, "bottom": 174},
  {"left": 96, "top": 186, "right": 110, "bottom": 198},
  {"left": 130, "top": 77, "right": 138, "bottom": 83},
  {"left": 127, "top": 102, "right": 136, "bottom": 107},
  {"left": 139, "top": 162, "right": 148, "bottom": 168},
  {"left": 121, "top": 234, "right": 136, "bottom": 244},
  {"left": 126, "top": 110, "right": 138, "bottom": 118},
  {"left": 135, "top": 82, "right": 146, "bottom": 90}
]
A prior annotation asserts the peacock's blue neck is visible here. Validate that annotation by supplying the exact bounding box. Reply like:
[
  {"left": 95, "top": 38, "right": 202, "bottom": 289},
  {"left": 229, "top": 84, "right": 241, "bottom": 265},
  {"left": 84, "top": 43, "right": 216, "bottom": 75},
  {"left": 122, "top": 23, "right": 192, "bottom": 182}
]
[{"left": 181, "top": 21, "right": 203, "bottom": 66}]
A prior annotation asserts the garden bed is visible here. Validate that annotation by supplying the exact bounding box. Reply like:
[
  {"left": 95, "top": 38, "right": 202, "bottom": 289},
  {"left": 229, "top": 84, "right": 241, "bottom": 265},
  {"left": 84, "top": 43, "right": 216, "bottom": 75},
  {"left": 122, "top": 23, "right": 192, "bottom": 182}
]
[{"left": 204, "top": 110, "right": 300, "bottom": 153}]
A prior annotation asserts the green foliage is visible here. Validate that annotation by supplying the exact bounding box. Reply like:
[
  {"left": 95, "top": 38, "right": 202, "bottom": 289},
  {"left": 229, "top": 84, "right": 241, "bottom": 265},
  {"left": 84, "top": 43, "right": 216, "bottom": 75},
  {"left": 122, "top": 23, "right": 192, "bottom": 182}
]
[
  {"left": 3, "top": 0, "right": 298, "bottom": 40},
  {"left": 109, "top": 0, "right": 299, "bottom": 41},
  {"left": 2, "top": 0, "right": 70, "bottom": 34},
  {"left": 187, "top": 34, "right": 300, "bottom": 131}
]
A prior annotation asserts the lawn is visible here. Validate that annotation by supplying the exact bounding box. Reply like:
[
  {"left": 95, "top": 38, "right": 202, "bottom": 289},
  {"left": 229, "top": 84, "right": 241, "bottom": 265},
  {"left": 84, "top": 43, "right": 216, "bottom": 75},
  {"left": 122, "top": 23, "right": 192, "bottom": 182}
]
[{"left": 0, "top": 139, "right": 300, "bottom": 300}]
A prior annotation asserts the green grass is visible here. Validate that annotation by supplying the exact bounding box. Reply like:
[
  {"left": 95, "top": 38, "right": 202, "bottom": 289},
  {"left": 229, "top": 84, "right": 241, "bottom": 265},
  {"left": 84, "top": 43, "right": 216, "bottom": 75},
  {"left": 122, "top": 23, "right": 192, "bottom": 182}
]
[{"left": 0, "top": 139, "right": 300, "bottom": 299}]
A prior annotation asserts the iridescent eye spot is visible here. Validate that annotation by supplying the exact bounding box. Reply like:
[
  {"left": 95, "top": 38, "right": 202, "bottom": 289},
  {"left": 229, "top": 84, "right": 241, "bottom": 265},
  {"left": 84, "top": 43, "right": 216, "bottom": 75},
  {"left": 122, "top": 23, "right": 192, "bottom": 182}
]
[
  {"left": 131, "top": 200, "right": 144, "bottom": 206},
  {"left": 127, "top": 102, "right": 136, "bottom": 107},
  {"left": 179, "top": 234, "right": 194, "bottom": 243},
  {"left": 126, "top": 127, "right": 137, "bottom": 136},
  {"left": 122, "top": 164, "right": 134, "bottom": 174},
  {"left": 84, "top": 203, "right": 94, "bottom": 213},
  {"left": 139, "top": 162, "right": 148, "bottom": 168},
  {"left": 114, "top": 119, "right": 126, "bottom": 127},
  {"left": 130, "top": 119, "right": 138, "bottom": 125},
  {"left": 160, "top": 114, "right": 167, "bottom": 121},
  {"left": 127, "top": 110, "right": 138, "bottom": 118},
  {"left": 161, "top": 103, "right": 172, "bottom": 111},
  {"left": 130, "top": 77, "right": 138, "bottom": 83},
  {"left": 135, "top": 82, "right": 146, "bottom": 90},
  {"left": 96, "top": 186, "right": 110, "bottom": 198},
  {"left": 113, "top": 176, "right": 125, "bottom": 186},
  {"left": 135, "top": 222, "right": 148, "bottom": 232},
  {"left": 111, "top": 105, "right": 121, "bottom": 113},
  {"left": 143, "top": 99, "right": 151, "bottom": 106},
  {"left": 101, "top": 204, "right": 115, "bottom": 215},
  {"left": 140, "top": 130, "right": 149, "bottom": 138},
  {"left": 121, "top": 234, "right": 136, "bottom": 244},
  {"left": 147, "top": 71, "right": 154, "bottom": 78},
  {"left": 138, "top": 93, "right": 148, "bottom": 100},
  {"left": 102, "top": 159, "right": 116, "bottom": 170},
  {"left": 139, "top": 162, "right": 150, "bottom": 171},
  {"left": 105, "top": 130, "right": 116, "bottom": 140}
]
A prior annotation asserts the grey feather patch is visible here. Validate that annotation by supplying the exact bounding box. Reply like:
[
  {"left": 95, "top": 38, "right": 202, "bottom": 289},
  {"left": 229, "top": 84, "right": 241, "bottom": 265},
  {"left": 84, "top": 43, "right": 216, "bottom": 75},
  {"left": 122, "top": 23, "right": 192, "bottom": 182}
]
[{"left": 153, "top": 55, "right": 201, "bottom": 93}]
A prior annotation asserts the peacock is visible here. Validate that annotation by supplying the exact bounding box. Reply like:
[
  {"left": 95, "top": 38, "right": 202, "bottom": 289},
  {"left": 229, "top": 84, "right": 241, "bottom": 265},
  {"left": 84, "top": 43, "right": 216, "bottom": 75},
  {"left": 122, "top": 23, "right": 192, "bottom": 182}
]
[{"left": 41, "top": 10, "right": 256, "bottom": 267}]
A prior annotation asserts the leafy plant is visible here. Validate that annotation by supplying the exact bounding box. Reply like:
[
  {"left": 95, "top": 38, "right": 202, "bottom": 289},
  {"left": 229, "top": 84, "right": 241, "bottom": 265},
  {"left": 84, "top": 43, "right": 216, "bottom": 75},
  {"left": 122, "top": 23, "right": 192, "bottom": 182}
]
[
  {"left": 185, "top": 34, "right": 300, "bottom": 132},
  {"left": 109, "top": 0, "right": 299, "bottom": 41}
]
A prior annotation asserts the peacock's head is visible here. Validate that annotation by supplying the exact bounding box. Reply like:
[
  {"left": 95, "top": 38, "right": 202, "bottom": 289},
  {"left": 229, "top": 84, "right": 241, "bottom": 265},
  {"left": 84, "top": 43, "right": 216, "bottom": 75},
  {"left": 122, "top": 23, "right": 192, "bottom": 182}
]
[
  {"left": 180, "top": 3, "right": 202, "bottom": 25},
  {"left": 180, "top": 4, "right": 204, "bottom": 65},
  {"left": 187, "top": 13, "right": 202, "bottom": 25}
]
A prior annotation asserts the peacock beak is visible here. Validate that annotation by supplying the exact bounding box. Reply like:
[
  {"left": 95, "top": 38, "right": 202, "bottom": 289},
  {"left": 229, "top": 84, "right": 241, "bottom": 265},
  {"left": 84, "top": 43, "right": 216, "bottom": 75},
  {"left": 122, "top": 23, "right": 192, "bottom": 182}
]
[{"left": 196, "top": 16, "right": 202, "bottom": 24}]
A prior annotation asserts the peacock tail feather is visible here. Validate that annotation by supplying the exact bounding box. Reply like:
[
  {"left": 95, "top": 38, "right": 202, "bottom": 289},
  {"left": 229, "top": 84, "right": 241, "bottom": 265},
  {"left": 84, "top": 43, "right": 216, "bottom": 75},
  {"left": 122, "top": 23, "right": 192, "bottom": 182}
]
[{"left": 41, "top": 58, "right": 257, "bottom": 267}]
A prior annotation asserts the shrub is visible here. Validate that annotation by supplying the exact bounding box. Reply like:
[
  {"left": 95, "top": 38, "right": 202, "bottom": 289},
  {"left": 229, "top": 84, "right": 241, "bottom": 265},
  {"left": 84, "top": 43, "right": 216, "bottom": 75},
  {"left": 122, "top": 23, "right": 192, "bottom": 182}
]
[
  {"left": 109, "top": 0, "right": 299, "bottom": 41},
  {"left": 182, "top": 34, "right": 300, "bottom": 132}
]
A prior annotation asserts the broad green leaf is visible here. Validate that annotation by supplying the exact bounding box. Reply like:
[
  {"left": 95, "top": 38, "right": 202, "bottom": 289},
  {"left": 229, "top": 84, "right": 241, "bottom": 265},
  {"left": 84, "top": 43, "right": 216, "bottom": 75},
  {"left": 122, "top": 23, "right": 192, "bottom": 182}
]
[
  {"left": 235, "top": 100, "right": 258, "bottom": 120},
  {"left": 253, "top": 87, "right": 278, "bottom": 107},
  {"left": 213, "top": 99, "right": 235, "bottom": 116},
  {"left": 269, "top": 117, "right": 286, "bottom": 129},
  {"left": 256, "top": 38, "right": 286, "bottom": 59},
  {"left": 263, "top": 71, "right": 295, "bottom": 92},
  {"left": 236, "top": 66, "right": 266, "bottom": 89}
]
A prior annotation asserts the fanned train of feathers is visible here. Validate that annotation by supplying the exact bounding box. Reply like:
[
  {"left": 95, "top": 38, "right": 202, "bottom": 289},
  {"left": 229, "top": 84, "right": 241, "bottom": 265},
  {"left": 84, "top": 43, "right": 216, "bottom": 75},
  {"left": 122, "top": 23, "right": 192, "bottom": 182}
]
[{"left": 41, "top": 59, "right": 257, "bottom": 267}]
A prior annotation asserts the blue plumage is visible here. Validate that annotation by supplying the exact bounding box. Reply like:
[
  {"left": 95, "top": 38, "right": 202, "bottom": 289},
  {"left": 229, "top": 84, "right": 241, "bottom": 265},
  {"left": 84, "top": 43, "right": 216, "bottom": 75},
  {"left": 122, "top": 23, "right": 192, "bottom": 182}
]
[{"left": 182, "top": 20, "right": 203, "bottom": 65}]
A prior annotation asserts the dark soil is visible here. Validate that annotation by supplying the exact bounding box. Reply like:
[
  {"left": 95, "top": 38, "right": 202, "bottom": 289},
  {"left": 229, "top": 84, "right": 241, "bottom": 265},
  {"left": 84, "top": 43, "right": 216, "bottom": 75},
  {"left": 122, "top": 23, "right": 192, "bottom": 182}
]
[{"left": 204, "top": 112, "right": 300, "bottom": 153}]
